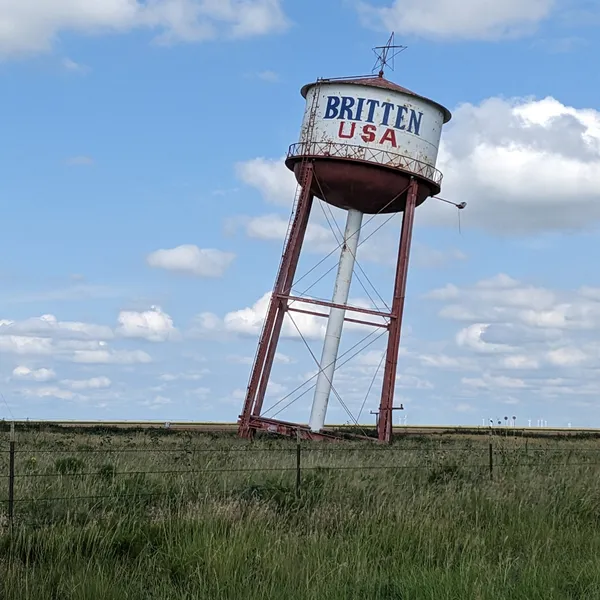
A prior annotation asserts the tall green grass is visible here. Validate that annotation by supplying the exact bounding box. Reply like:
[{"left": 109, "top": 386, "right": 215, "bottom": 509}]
[{"left": 2, "top": 428, "right": 600, "bottom": 598}]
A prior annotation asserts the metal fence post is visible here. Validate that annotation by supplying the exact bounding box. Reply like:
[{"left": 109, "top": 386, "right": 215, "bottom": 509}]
[
  {"left": 295, "top": 430, "right": 301, "bottom": 499},
  {"left": 488, "top": 441, "right": 493, "bottom": 481},
  {"left": 8, "top": 422, "right": 15, "bottom": 523}
]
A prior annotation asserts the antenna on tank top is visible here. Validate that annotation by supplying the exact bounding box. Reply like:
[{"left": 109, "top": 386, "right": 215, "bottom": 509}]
[{"left": 372, "top": 32, "right": 407, "bottom": 78}]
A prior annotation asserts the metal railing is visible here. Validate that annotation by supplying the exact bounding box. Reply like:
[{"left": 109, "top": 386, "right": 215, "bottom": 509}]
[{"left": 287, "top": 141, "right": 443, "bottom": 186}]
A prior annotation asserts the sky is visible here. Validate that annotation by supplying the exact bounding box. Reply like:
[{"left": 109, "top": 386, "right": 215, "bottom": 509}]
[{"left": 1, "top": 0, "right": 600, "bottom": 428}]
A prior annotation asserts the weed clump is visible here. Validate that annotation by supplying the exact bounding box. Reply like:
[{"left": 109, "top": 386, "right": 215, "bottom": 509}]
[
  {"left": 98, "top": 464, "right": 117, "bottom": 481},
  {"left": 54, "top": 457, "right": 85, "bottom": 475},
  {"left": 427, "top": 464, "right": 461, "bottom": 485}
]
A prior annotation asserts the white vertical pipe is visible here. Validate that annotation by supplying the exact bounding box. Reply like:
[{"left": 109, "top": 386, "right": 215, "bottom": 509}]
[{"left": 309, "top": 208, "right": 363, "bottom": 432}]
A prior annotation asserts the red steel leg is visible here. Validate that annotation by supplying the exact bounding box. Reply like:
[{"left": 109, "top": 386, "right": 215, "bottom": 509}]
[
  {"left": 378, "top": 179, "right": 418, "bottom": 443},
  {"left": 238, "top": 164, "right": 315, "bottom": 438},
  {"left": 252, "top": 194, "right": 314, "bottom": 417}
]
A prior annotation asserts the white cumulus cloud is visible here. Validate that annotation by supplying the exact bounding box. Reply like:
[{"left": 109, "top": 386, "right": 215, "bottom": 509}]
[
  {"left": 429, "top": 274, "right": 600, "bottom": 332},
  {"left": 71, "top": 349, "right": 152, "bottom": 364},
  {"left": 142, "top": 395, "right": 172, "bottom": 409},
  {"left": 244, "top": 214, "right": 336, "bottom": 253},
  {"left": 0, "top": 0, "right": 289, "bottom": 58},
  {"left": 456, "top": 324, "right": 516, "bottom": 354},
  {"left": 62, "top": 58, "right": 90, "bottom": 74},
  {"left": 500, "top": 355, "right": 540, "bottom": 370},
  {"left": 0, "top": 336, "right": 55, "bottom": 356},
  {"left": 147, "top": 245, "right": 235, "bottom": 278},
  {"left": 12, "top": 366, "right": 56, "bottom": 382},
  {"left": 61, "top": 376, "right": 112, "bottom": 391},
  {"left": 0, "top": 314, "right": 114, "bottom": 340},
  {"left": 224, "top": 292, "right": 327, "bottom": 339},
  {"left": 422, "top": 273, "right": 600, "bottom": 405},
  {"left": 117, "top": 306, "right": 177, "bottom": 342},
  {"left": 235, "top": 156, "right": 296, "bottom": 206},
  {"left": 0, "top": 312, "right": 158, "bottom": 366},
  {"left": 359, "top": 0, "right": 554, "bottom": 41},
  {"left": 159, "top": 370, "right": 209, "bottom": 382},
  {"left": 461, "top": 374, "right": 528, "bottom": 390},
  {"left": 21, "top": 386, "right": 77, "bottom": 401},
  {"left": 546, "top": 347, "right": 588, "bottom": 367},
  {"left": 420, "top": 96, "right": 600, "bottom": 233}
]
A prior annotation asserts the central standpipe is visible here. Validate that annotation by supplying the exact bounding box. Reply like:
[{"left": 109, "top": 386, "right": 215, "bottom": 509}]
[{"left": 308, "top": 208, "right": 364, "bottom": 432}]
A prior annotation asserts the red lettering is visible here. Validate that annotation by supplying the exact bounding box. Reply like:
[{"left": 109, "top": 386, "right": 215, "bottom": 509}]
[
  {"left": 379, "top": 128, "right": 397, "bottom": 147},
  {"left": 338, "top": 121, "right": 356, "bottom": 139},
  {"left": 360, "top": 124, "right": 376, "bottom": 143}
]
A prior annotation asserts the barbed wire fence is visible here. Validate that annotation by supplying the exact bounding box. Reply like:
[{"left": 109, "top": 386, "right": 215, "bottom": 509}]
[{"left": 3, "top": 422, "right": 600, "bottom": 525}]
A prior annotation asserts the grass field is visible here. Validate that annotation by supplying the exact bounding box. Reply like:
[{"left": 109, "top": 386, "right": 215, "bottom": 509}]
[{"left": 2, "top": 425, "right": 600, "bottom": 599}]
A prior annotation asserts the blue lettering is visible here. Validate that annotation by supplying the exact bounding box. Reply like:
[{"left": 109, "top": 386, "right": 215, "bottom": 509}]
[
  {"left": 380, "top": 102, "right": 394, "bottom": 126},
  {"left": 365, "top": 99, "right": 379, "bottom": 123},
  {"left": 354, "top": 98, "right": 366, "bottom": 121},
  {"left": 324, "top": 96, "right": 340, "bottom": 119},
  {"left": 394, "top": 105, "right": 408, "bottom": 130},
  {"left": 325, "top": 96, "right": 424, "bottom": 136},
  {"left": 339, "top": 96, "right": 356, "bottom": 120},
  {"left": 408, "top": 110, "right": 423, "bottom": 136}
]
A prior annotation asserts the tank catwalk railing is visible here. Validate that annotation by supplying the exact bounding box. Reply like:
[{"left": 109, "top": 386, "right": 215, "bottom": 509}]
[{"left": 287, "top": 141, "right": 443, "bottom": 186}]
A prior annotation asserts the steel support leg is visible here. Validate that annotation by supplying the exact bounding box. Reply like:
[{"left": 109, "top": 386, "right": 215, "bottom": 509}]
[
  {"left": 378, "top": 179, "right": 418, "bottom": 443},
  {"left": 252, "top": 191, "right": 314, "bottom": 417},
  {"left": 238, "top": 164, "right": 315, "bottom": 438}
]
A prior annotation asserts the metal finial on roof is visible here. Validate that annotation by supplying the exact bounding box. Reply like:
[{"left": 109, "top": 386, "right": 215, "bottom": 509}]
[{"left": 372, "top": 32, "right": 407, "bottom": 78}]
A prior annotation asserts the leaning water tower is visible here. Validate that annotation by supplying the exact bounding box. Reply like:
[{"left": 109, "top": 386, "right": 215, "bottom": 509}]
[{"left": 238, "top": 37, "right": 455, "bottom": 443}]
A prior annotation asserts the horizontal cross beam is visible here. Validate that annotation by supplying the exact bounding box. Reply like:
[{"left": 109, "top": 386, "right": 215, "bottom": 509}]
[
  {"left": 287, "top": 306, "right": 389, "bottom": 329},
  {"left": 279, "top": 294, "right": 391, "bottom": 320}
]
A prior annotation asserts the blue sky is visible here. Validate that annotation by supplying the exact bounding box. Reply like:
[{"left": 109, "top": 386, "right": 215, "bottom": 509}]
[{"left": 1, "top": 0, "right": 600, "bottom": 428}]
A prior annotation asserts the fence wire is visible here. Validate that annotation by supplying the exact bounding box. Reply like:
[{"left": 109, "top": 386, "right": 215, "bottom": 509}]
[{"left": 3, "top": 435, "right": 600, "bottom": 524}]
